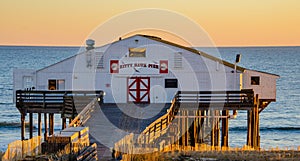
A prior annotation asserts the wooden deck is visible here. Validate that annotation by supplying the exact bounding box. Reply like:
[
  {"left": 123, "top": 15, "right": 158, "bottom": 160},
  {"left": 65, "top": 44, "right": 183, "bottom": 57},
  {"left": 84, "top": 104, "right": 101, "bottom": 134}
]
[
  {"left": 15, "top": 90, "right": 104, "bottom": 141},
  {"left": 16, "top": 90, "right": 104, "bottom": 114}
]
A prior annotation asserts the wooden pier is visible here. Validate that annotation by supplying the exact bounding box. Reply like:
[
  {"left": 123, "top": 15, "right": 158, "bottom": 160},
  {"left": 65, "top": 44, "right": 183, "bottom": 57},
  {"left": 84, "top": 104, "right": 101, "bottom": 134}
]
[{"left": 15, "top": 89, "right": 275, "bottom": 160}]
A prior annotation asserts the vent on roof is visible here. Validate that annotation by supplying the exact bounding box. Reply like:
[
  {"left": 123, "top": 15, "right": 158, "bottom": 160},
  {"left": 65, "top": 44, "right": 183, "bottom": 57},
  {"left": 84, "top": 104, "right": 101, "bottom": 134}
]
[
  {"left": 174, "top": 52, "right": 183, "bottom": 69},
  {"left": 95, "top": 52, "right": 104, "bottom": 69}
]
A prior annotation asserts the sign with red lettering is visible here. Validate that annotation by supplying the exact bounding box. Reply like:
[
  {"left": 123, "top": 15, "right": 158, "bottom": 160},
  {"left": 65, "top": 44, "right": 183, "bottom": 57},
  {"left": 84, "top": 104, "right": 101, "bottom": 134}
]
[
  {"left": 159, "top": 60, "right": 168, "bottom": 74},
  {"left": 110, "top": 60, "right": 119, "bottom": 73}
]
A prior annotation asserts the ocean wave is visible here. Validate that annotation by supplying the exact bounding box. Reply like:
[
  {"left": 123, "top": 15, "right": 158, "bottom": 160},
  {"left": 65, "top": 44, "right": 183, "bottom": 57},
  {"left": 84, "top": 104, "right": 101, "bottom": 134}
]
[
  {"left": 0, "top": 121, "right": 63, "bottom": 130},
  {"left": 0, "top": 122, "right": 22, "bottom": 128},
  {"left": 0, "top": 114, "right": 19, "bottom": 117},
  {"left": 230, "top": 126, "right": 300, "bottom": 132},
  {"left": 0, "top": 102, "right": 13, "bottom": 105}
]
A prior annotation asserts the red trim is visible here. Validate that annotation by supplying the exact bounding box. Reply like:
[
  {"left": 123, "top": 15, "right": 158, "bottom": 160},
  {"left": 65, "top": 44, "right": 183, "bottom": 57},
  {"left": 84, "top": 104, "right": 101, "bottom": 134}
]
[
  {"left": 128, "top": 79, "right": 137, "bottom": 89},
  {"left": 129, "top": 92, "right": 137, "bottom": 100}
]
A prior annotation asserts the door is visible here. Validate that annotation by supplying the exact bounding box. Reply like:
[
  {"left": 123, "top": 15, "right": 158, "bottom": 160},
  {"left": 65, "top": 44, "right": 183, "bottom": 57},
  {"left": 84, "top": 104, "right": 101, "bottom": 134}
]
[{"left": 127, "top": 77, "right": 150, "bottom": 103}]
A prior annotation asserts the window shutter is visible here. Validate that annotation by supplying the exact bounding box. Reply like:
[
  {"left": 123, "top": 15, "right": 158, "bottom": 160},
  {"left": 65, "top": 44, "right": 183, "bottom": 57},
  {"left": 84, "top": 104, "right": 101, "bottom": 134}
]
[
  {"left": 95, "top": 52, "right": 104, "bottom": 69},
  {"left": 174, "top": 52, "right": 182, "bottom": 69}
]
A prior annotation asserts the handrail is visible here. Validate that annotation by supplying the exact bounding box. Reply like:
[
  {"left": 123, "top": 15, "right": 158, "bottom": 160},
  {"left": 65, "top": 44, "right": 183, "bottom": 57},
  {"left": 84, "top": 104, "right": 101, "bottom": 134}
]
[
  {"left": 137, "top": 96, "right": 178, "bottom": 144},
  {"left": 68, "top": 98, "right": 98, "bottom": 127}
]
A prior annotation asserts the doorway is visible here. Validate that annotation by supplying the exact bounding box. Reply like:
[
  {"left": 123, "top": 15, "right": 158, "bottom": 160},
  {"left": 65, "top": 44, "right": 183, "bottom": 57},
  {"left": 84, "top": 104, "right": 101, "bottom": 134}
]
[{"left": 127, "top": 77, "right": 150, "bottom": 103}]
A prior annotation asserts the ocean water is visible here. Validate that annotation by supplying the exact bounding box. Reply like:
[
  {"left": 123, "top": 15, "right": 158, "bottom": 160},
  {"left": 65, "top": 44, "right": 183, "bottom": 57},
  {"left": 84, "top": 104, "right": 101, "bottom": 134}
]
[{"left": 0, "top": 46, "right": 299, "bottom": 151}]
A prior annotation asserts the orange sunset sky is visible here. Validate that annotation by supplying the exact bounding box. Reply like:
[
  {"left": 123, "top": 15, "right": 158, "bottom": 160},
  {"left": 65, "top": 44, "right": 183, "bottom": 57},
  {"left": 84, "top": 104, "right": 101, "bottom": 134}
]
[{"left": 0, "top": 0, "right": 299, "bottom": 47}]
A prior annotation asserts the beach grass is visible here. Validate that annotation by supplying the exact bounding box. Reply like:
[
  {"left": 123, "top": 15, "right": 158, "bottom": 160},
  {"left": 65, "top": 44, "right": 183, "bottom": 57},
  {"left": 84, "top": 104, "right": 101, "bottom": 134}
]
[{"left": 122, "top": 148, "right": 300, "bottom": 161}]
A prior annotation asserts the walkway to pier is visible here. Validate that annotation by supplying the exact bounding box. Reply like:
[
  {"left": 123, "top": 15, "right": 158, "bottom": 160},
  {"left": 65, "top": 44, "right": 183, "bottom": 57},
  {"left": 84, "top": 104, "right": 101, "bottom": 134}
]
[{"left": 88, "top": 103, "right": 171, "bottom": 160}]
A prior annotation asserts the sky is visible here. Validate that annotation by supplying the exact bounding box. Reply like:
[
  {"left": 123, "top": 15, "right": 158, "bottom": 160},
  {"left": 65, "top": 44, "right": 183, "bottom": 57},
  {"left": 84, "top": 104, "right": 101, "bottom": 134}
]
[{"left": 0, "top": 0, "right": 299, "bottom": 47}]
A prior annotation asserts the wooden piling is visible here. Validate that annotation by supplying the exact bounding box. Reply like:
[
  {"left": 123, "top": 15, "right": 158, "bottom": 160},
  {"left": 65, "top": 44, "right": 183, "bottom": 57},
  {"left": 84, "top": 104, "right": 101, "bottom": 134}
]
[
  {"left": 49, "top": 113, "right": 54, "bottom": 135},
  {"left": 252, "top": 109, "right": 257, "bottom": 149},
  {"left": 200, "top": 110, "right": 204, "bottom": 143},
  {"left": 21, "top": 113, "right": 25, "bottom": 141},
  {"left": 62, "top": 118, "right": 66, "bottom": 129},
  {"left": 182, "top": 110, "right": 187, "bottom": 147},
  {"left": 253, "top": 94, "right": 260, "bottom": 149},
  {"left": 247, "top": 109, "right": 252, "bottom": 147},
  {"left": 38, "top": 113, "right": 42, "bottom": 136},
  {"left": 193, "top": 110, "right": 198, "bottom": 146},
  {"left": 44, "top": 113, "right": 48, "bottom": 140},
  {"left": 221, "top": 110, "right": 229, "bottom": 147},
  {"left": 247, "top": 94, "right": 260, "bottom": 149},
  {"left": 186, "top": 110, "right": 190, "bottom": 147},
  {"left": 209, "top": 110, "right": 221, "bottom": 148},
  {"left": 216, "top": 110, "right": 220, "bottom": 147},
  {"left": 211, "top": 110, "right": 215, "bottom": 147},
  {"left": 29, "top": 113, "right": 33, "bottom": 139}
]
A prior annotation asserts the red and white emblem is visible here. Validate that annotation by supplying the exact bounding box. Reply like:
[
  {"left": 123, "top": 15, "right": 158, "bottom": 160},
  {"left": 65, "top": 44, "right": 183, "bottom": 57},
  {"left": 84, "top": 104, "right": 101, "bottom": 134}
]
[
  {"left": 159, "top": 60, "right": 168, "bottom": 74},
  {"left": 110, "top": 60, "right": 119, "bottom": 73}
]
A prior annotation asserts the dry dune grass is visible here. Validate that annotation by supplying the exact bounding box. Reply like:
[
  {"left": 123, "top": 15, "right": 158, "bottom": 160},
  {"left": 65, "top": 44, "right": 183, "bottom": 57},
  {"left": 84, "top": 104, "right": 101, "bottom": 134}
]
[{"left": 122, "top": 146, "right": 300, "bottom": 161}]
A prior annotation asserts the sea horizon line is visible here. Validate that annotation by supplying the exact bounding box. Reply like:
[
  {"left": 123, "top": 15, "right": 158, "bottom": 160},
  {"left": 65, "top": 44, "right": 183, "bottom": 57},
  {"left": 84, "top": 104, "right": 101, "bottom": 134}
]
[{"left": 0, "top": 44, "right": 300, "bottom": 48}]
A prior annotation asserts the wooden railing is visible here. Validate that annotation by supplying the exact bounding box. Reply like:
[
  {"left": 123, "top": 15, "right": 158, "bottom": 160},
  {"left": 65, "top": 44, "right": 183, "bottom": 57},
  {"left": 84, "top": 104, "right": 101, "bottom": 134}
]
[
  {"left": 15, "top": 90, "right": 104, "bottom": 113},
  {"left": 177, "top": 90, "right": 253, "bottom": 103},
  {"left": 177, "top": 89, "right": 254, "bottom": 110},
  {"left": 137, "top": 97, "right": 178, "bottom": 144},
  {"left": 68, "top": 98, "right": 98, "bottom": 127}
]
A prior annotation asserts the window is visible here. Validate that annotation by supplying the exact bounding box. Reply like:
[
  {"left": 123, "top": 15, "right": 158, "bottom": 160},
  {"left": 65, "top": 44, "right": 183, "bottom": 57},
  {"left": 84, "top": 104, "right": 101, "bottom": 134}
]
[
  {"left": 48, "top": 80, "right": 57, "bottom": 90},
  {"left": 165, "top": 79, "right": 178, "bottom": 88},
  {"left": 57, "top": 80, "right": 65, "bottom": 90},
  {"left": 129, "top": 48, "right": 146, "bottom": 57},
  {"left": 48, "top": 79, "right": 65, "bottom": 90},
  {"left": 251, "top": 76, "right": 260, "bottom": 85}
]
